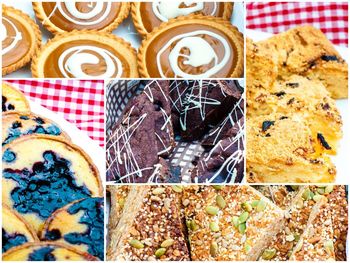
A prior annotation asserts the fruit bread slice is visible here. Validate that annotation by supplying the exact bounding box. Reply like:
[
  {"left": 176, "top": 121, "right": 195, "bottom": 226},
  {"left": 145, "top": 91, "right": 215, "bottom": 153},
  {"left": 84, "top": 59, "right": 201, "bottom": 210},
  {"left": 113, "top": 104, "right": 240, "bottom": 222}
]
[
  {"left": 289, "top": 195, "right": 335, "bottom": 261},
  {"left": 2, "top": 82, "right": 30, "bottom": 113},
  {"left": 2, "top": 134, "right": 102, "bottom": 234},
  {"left": 107, "top": 186, "right": 190, "bottom": 261},
  {"left": 2, "top": 204, "right": 39, "bottom": 253},
  {"left": 107, "top": 185, "right": 130, "bottom": 232},
  {"left": 258, "top": 25, "right": 348, "bottom": 99},
  {"left": 41, "top": 197, "right": 104, "bottom": 260},
  {"left": 247, "top": 113, "right": 336, "bottom": 183},
  {"left": 2, "top": 112, "right": 69, "bottom": 145},
  {"left": 247, "top": 75, "right": 342, "bottom": 152},
  {"left": 181, "top": 185, "right": 284, "bottom": 261}
]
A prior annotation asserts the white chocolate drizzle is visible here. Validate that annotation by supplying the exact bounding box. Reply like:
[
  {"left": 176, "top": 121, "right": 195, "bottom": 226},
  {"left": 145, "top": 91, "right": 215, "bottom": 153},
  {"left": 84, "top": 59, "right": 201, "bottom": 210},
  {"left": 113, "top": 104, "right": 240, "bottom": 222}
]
[
  {"left": 1, "top": 17, "right": 22, "bottom": 56},
  {"left": 58, "top": 46, "right": 122, "bottom": 78},
  {"left": 157, "top": 30, "right": 231, "bottom": 78},
  {"left": 152, "top": 1, "right": 217, "bottom": 22},
  {"left": 44, "top": 2, "right": 112, "bottom": 26}
]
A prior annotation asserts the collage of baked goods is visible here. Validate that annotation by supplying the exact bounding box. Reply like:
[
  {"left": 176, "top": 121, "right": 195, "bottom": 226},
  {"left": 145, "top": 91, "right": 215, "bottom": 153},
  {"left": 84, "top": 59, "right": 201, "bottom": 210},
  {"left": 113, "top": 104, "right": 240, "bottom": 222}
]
[{"left": 1, "top": 1, "right": 349, "bottom": 262}]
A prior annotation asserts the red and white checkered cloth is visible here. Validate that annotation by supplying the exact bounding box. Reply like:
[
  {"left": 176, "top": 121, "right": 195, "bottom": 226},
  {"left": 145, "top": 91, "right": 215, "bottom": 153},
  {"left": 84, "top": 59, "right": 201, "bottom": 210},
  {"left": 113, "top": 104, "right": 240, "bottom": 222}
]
[
  {"left": 246, "top": 2, "right": 348, "bottom": 47},
  {"left": 5, "top": 79, "right": 104, "bottom": 147}
]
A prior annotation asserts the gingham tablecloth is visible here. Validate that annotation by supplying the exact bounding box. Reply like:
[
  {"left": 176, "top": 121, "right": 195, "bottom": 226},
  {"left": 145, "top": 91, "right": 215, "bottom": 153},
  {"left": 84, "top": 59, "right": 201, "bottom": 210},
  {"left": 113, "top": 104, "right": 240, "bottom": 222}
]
[
  {"left": 246, "top": 2, "right": 348, "bottom": 47},
  {"left": 5, "top": 79, "right": 104, "bottom": 147}
]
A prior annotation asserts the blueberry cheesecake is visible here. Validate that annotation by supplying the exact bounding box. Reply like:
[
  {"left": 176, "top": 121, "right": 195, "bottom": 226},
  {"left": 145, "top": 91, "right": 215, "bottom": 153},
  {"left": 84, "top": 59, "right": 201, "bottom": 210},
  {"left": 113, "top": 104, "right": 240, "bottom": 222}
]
[
  {"left": 2, "top": 83, "right": 30, "bottom": 113},
  {"left": 2, "top": 241, "right": 97, "bottom": 261},
  {"left": 2, "top": 205, "right": 39, "bottom": 254},
  {"left": 2, "top": 112, "right": 69, "bottom": 145},
  {"left": 2, "top": 135, "right": 102, "bottom": 233},
  {"left": 41, "top": 197, "right": 104, "bottom": 260}
]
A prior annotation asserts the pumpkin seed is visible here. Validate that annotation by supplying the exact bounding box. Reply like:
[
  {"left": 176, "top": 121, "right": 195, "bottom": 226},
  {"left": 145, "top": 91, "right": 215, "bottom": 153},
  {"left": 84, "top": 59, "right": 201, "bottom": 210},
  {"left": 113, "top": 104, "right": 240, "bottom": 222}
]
[
  {"left": 324, "top": 240, "right": 334, "bottom": 255},
  {"left": 239, "top": 212, "right": 249, "bottom": 223},
  {"left": 216, "top": 195, "right": 226, "bottom": 209},
  {"left": 210, "top": 242, "right": 218, "bottom": 257},
  {"left": 129, "top": 239, "right": 144, "bottom": 249},
  {"left": 251, "top": 200, "right": 259, "bottom": 207},
  {"left": 155, "top": 248, "right": 166, "bottom": 258},
  {"left": 171, "top": 185, "right": 183, "bottom": 193},
  {"left": 316, "top": 187, "right": 325, "bottom": 195},
  {"left": 161, "top": 238, "right": 174, "bottom": 248},
  {"left": 294, "top": 233, "right": 301, "bottom": 242},
  {"left": 262, "top": 248, "right": 276, "bottom": 260},
  {"left": 205, "top": 206, "right": 219, "bottom": 215},
  {"left": 238, "top": 223, "right": 246, "bottom": 234},
  {"left": 302, "top": 188, "right": 312, "bottom": 200},
  {"left": 212, "top": 185, "right": 223, "bottom": 190},
  {"left": 232, "top": 216, "right": 239, "bottom": 227},
  {"left": 312, "top": 194, "right": 323, "bottom": 202},
  {"left": 209, "top": 222, "right": 220, "bottom": 232},
  {"left": 291, "top": 185, "right": 299, "bottom": 191},
  {"left": 241, "top": 202, "right": 252, "bottom": 212},
  {"left": 325, "top": 185, "right": 334, "bottom": 194},
  {"left": 256, "top": 200, "right": 267, "bottom": 212},
  {"left": 152, "top": 187, "right": 165, "bottom": 195},
  {"left": 244, "top": 243, "right": 251, "bottom": 253}
]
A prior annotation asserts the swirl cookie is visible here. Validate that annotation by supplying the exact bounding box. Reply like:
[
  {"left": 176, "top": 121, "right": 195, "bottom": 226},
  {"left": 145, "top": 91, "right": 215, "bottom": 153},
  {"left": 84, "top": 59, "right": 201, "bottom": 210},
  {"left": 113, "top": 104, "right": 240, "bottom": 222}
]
[
  {"left": 2, "top": 5, "right": 41, "bottom": 76},
  {"left": 2, "top": 135, "right": 102, "bottom": 233},
  {"left": 2, "top": 83, "right": 30, "bottom": 113},
  {"left": 33, "top": 2, "right": 130, "bottom": 34},
  {"left": 41, "top": 197, "right": 104, "bottom": 260},
  {"left": 2, "top": 242, "right": 98, "bottom": 261},
  {"left": 31, "top": 30, "right": 138, "bottom": 78},
  {"left": 138, "top": 15, "right": 243, "bottom": 78},
  {"left": 132, "top": 2, "right": 233, "bottom": 36},
  {"left": 2, "top": 205, "right": 39, "bottom": 253},
  {"left": 2, "top": 112, "right": 69, "bottom": 145}
]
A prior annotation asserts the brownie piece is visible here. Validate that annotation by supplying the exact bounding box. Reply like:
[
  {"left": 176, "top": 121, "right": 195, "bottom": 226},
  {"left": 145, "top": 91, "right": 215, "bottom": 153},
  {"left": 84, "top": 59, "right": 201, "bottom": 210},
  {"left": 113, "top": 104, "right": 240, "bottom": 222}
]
[
  {"left": 170, "top": 80, "right": 242, "bottom": 141},
  {"left": 191, "top": 135, "right": 244, "bottom": 183},
  {"left": 106, "top": 80, "right": 175, "bottom": 183}
]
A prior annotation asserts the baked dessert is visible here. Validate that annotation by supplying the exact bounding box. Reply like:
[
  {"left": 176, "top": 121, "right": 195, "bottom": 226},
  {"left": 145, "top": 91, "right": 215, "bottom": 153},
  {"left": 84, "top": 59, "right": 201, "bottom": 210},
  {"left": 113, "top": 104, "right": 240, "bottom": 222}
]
[
  {"left": 247, "top": 113, "right": 336, "bottom": 183},
  {"left": 2, "top": 83, "right": 30, "bottom": 113},
  {"left": 2, "top": 204, "right": 39, "bottom": 253},
  {"left": 2, "top": 112, "right": 68, "bottom": 145},
  {"left": 33, "top": 2, "right": 130, "bottom": 33},
  {"left": 2, "top": 5, "right": 41, "bottom": 75},
  {"left": 107, "top": 80, "right": 175, "bottom": 183},
  {"left": 138, "top": 15, "right": 244, "bottom": 78},
  {"left": 290, "top": 196, "right": 335, "bottom": 261},
  {"left": 107, "top": 186, "right": 190, "bottom": 261},
  {"left": 41, "top": 197, "right": 104, "bottom": 260},
  {"left": 131, "top": 2, "right": 233, "bottom": 36},
  {"left": 2, "top": 241, "right": 97, "bottom": 261},
  {"left": 258, "top": 25, "right": 348, "bottom": 99},
  {"left": 247, "top": 75, "right": 342, "bottom": 152},
  {"left": 169, "top": 80, "right": 242, "bottom": 141},
  {"left": 2, "top": 135, "right": 102, "bottom": 233},
  {"left": 182, "top": 185, "right": 284, "bottom": 260},
  {"left": 246, "top": 37, "right": 278, "bottom": 90},
  {"left": 31, "top": 30, "right": 138, "bottom": 78}
]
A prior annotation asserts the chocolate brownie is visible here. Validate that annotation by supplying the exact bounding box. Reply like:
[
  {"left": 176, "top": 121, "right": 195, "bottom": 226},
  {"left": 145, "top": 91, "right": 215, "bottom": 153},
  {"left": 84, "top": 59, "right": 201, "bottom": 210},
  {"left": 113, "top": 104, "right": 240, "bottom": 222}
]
[
  {"left": 169, "top": 80, "right": 242, "bottom": 141},
  {"left": 106, "top": 80, "right": 175, "bottom": 183}
]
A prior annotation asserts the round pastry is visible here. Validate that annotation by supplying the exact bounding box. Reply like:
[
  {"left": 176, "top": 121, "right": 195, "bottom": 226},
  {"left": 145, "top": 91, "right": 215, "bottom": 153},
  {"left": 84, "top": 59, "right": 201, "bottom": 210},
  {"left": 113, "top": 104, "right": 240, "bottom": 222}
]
[
  {"left": 2, "top": 135, "right": 103, "bottom": 233},
  {"left": 41, "top": 197, "right": 104, "bottom": 260},
  {"left": 2, "top": 83, "right": 30, "bottom": 113},
  {"left": 2, "top": 112, "right": 69, "bottom": 145},
  {"left": 2, "top": 205, "right": 39, "bottom": 253},
  {"left": 132, "top": 2, "right": 233, "bottom": 36},
  {"left": 2, "top": 241, "right": 98, "bottom": 261},
  {"left": 31, "top": 30, "right": 138, "bottom": 78},
  {"left": 2, "top": 5, "right": 41, "bottom": 76},
  {"left": 33, "top": 2, "right": 130, "bottom": 34},
  {"left": 138, "top": 15, "right": 244, "bottom": 78}
]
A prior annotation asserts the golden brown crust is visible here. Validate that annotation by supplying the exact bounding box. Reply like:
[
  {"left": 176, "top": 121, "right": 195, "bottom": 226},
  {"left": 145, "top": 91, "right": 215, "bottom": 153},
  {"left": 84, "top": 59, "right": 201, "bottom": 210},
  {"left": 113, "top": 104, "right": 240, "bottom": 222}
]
[
  {"left": 2, "top": 134, "right": 103, "bottom": 196},
  {"left": 2, "top": 241, "right": 98, "bottom": 261},
  {"left": 2, "top": 5, "right": 41, "bottom": 76},
  {"left": 131, "top": 2, "right": 234, "bottom": 37},
  {"left": 2, "top": 82, "right": 30, "bottom": 112},
  {"left": 32, "top": 2, "right": 130, "bottom": 34},
  {"left": 31, "top": 30, "right": 138, "bottom": 78},
  {"left": 137, "top": 14, "right": 244, "bottom": 78}
]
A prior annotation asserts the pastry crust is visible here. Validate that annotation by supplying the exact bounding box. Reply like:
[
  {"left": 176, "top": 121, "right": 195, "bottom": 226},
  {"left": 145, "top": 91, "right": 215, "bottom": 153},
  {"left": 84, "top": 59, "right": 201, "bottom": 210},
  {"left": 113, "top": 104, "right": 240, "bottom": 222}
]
[
  {"left": 32, "top": 2, "right": 130, "bottom": 34},
  {"left": 31, "top": 30, "right": 138, "bottom": 78},
  {"left": 138, "top": 14, "right": 244, "bottom": 78},
  {"left": 131, "top": 2, "right": 233, "bottom": 36},
  {"left": 2, "top": 5, "right": 41, "bottom": 76}
]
